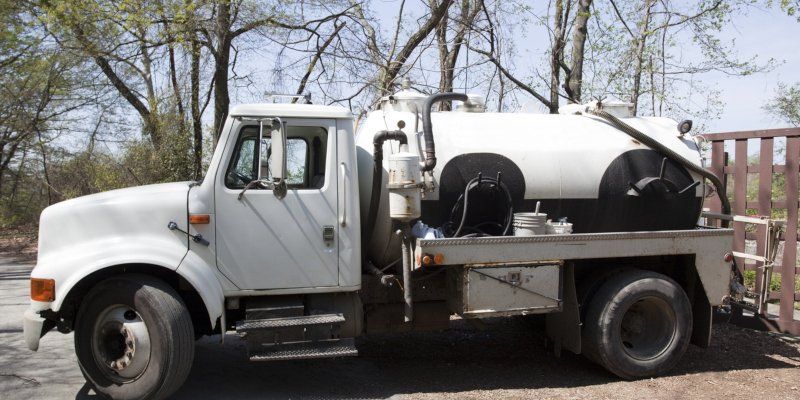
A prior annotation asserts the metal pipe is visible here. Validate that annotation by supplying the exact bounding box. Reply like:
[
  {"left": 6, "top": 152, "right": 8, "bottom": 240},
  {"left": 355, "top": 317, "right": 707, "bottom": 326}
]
[
  {"left": 363, "top": 130, "right": 409, "bottom": 260},
  {"left": 421, "top": 93, "right": 470, "bottom": 172},
  {"left": 399, "top": 227, "right": 413, "bottom": 322},
  {"left": 365, "top": 260, "right": 396, "bottom": 287}
]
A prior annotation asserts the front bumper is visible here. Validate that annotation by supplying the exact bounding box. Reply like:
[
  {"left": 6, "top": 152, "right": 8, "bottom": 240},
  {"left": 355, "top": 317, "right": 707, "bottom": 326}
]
[{"left": 23, "top": 306, "right": 50, "bottom": 351}]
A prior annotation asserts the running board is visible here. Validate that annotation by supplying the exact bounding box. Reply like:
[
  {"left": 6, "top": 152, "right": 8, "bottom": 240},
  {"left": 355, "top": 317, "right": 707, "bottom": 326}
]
[
  {"left": 236, "top": 313, "right": 345, "bottom": 333},
  {"left": 248, "top": 338, "right": 358, "bottom": 361}
]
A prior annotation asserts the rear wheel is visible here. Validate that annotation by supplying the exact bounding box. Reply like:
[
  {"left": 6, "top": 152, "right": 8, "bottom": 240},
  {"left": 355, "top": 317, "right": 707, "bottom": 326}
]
[
  {"left": 582, "top": 270, "right": 692, "bottom": 379},
  {"left": 74, "top": 274, "right": 195, "bottom": 400}
]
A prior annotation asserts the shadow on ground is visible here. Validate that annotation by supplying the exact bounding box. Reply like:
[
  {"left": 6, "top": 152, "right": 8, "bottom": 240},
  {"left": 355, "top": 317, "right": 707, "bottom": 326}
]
[
  {"left": 166, "top": 317, "right": 800, "bottom": 399},
  {"left": 2, "top": 253, "right": 797, "bottom": 399}
]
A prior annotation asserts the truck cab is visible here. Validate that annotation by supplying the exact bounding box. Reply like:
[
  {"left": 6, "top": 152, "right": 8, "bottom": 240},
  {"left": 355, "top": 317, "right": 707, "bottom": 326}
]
[
  {"left": 192, "top": 104, "right": 361, "bottom": 292},
  {"left": 24, "top": 94, "right": 735, "bottom": 400}
]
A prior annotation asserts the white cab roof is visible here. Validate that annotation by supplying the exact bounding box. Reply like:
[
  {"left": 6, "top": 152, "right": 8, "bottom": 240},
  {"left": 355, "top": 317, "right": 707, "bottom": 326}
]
[{"left": 229, "top": 103, "right": 353, "bottom": 119}]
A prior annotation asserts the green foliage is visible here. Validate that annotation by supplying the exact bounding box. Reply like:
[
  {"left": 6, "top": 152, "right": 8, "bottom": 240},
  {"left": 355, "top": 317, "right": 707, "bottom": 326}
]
[
  {"left": 763, "top": 82, "right": 800, "bottom": 127},
  {"left": 779, "top": 0, "right": 800, "bottom": 20},
  {"left": 742, "top": 269, "right": 800, "bottom": 309}
]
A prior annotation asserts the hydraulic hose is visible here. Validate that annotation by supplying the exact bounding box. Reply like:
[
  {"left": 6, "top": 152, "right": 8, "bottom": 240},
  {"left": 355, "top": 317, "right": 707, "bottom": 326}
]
[
  {"left": 449, "top": 174, "right": 514, "bottom": 237},
  {"left": 588, "top": 108, "right": 731, "bottom": 227},
  {"left": 363, "top": 130, "right": 409, "bottom": 260},
  {"left": 421, "top": 93, "right": 470, "bottom": 171}
]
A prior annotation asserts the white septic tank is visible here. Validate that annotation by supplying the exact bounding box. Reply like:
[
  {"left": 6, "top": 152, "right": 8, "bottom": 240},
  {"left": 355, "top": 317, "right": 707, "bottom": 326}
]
[{"left": 355, "top": 89, "right": 706, "bottom": 268}]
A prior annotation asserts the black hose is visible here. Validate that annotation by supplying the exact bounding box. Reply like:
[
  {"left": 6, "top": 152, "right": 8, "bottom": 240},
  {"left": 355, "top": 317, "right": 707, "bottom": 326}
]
[
  {"left": 421, "top": 93, "right": 470, "bottom": 171},
  {"left": 363, "top": 130, "right": 408, "bottom": 258},
  {"left": 588, "top": 108, "right": 731, "bottom": 227},
  {"left": 448, "top": 174, "right": 514, "bottom": 237}
]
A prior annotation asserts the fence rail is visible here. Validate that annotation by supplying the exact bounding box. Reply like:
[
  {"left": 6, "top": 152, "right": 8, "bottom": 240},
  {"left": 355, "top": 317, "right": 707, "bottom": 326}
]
[{"left": 704, "top": 127, "right": 800, "bottom": 334}]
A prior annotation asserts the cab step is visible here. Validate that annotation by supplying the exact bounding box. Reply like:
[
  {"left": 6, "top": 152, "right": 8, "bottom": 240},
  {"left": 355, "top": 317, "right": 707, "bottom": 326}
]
[
  {"left": 248, "top": 338, "right": 358, "bottom": 361},
  {"left": 236, "top": 313, "right": 346, "bottom": 333},
  {"left": 236, "top": 312, "right": 357, "bottom": 361}
]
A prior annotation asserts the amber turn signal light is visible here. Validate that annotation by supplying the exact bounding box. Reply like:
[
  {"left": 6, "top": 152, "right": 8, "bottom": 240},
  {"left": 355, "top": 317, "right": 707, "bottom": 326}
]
[
  {"left": 189, "top": 214, "right": 211, "bottom": 224},
  {"left": 31, "top": 278, "right": 55, "bottom": 302},
  {"left": 421, "top": 253, "right": 445, "bottom": 266}
]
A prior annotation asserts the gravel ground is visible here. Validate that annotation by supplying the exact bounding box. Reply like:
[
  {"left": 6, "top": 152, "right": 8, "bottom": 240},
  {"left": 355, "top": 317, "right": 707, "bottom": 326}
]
[{"left": 1, "top": 251, "right": 799, "bottom": 399}]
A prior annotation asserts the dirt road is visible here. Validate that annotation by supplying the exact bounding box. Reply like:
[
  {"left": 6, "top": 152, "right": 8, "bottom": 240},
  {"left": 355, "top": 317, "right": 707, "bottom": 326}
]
[{"left": 1, "top": 252, "right": 799, "bottom": 399}]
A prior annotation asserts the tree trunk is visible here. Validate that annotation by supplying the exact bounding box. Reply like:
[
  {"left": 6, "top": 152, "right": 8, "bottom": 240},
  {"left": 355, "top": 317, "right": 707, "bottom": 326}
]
[
  {"left": 191, "top": 37, "right": 203, "bottom": 179},
  {"left": 167, "top": 40, "right": 187, "bottom": 136},
  {"left": 436, "top": 0, "right": 481, "bottom": 110},
  {"left": 36, "top": 130, "right": 53, "bottom": 205},
  {"left": 139, "top": 37, "right": 161, "bottom": 148},
  {"left": 549, "top": 0, "right": 565, "bottom": 113},
  {"left": 568, "top": 0, "right": 592, "bottom": 103},
  {"left": 380, "top": 0, "right": 453, "bottom": 94},
  {"left": 213, "top": 1, "right": 232, "bottom": 146},
  {"left": 434, "top": 0, "right": 450, "bottom": 103},
  {"left": 631, "top": 0, "right": 654, "bottom": 116}
]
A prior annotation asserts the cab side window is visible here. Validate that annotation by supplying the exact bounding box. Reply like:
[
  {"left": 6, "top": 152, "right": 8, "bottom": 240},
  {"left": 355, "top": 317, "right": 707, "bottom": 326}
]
[
  {"left": 225, "top": 125, "right": 323, "bottom": 190},
  {"left": 259, "top": 137, "right": 309, "bottom": 187},
  {"left": 225, "top": 135, "right": 257, "bottom": 188}
]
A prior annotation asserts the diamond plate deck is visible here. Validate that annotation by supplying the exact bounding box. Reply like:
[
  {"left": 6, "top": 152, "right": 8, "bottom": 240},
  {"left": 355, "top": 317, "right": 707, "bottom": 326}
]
[
  {"left": 249, "top": 338, "right": 358, "bottom": 361},
  {"left": 236, "top": 313, "right": 345, "bottom": 333}
]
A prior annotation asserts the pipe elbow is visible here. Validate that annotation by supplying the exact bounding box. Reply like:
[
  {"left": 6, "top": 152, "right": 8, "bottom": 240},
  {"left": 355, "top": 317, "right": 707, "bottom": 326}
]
[
  {"left": 421, "top": 93, "right": 469, "bottom": 172},
  {"left": 373, "top": 130, "right": 408, "bottom": 159}
]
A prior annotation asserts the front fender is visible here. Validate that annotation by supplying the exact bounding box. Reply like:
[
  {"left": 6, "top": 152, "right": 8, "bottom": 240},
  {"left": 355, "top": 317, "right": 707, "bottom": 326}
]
[
  {"left": 32, "top": 237, "right": 223, "bottom": 331},
  {"left": 177, "top": 250, "right": 225, "bottom": 329}
]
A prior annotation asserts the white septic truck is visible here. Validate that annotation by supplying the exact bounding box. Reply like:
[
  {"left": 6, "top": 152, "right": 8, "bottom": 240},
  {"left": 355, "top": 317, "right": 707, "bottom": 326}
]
[{"left": 24, "top": 89, "right": 735, "bottom": 399}]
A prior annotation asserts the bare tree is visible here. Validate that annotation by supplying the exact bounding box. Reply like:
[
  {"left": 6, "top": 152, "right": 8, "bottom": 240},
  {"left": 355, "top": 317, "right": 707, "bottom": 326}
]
[
  {"left": 201, "top": 0, "right": 352, "bottom": 143},
  {"left": 432, "top": 0, "right": 483, "bottom": 110},
  {"left": 549, "top": 0, "right": 570, "bottom": 111},
  {"left": 566, "top": 0, "right": 592, "bottom": 103}
]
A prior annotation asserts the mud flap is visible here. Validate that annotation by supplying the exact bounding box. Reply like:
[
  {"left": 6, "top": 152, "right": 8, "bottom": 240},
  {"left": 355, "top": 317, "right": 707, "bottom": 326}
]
[
  {"left": 691, "top": 285, "right": 712, "bottom": 348},
  {"left": 546, "top": 263, "right": 581, "bottom": 354}
]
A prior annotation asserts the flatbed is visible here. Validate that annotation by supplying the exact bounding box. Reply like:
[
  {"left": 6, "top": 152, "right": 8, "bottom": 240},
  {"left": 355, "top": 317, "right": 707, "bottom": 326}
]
[{"left": 416, "top": 228, "right": 734, "bottom": 306}]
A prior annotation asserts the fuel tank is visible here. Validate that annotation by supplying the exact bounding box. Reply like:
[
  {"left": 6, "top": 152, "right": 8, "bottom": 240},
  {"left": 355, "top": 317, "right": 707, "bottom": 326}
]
[{"left": 355, "top": 92, "right": 707, "bottom": 267}]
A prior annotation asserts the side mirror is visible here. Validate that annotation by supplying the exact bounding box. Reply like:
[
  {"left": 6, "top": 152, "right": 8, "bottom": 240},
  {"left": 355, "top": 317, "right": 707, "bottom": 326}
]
[
  {"left": 261, "top": 117, "right": 286, "bottom": 199},
  {"left": 269, "top": 117, "right": 287, "bottom": 182}
]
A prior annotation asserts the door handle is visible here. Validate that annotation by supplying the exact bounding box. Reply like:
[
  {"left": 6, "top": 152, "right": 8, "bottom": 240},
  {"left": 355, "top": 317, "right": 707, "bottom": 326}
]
[{"left": 339, "top": 162, "right": 347, "bottom": 227}]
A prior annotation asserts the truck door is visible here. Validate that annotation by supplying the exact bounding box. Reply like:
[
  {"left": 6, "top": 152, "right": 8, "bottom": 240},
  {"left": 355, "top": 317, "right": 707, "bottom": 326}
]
[{"left": 214, "top": 118, "right": 339, "bottom": 290}]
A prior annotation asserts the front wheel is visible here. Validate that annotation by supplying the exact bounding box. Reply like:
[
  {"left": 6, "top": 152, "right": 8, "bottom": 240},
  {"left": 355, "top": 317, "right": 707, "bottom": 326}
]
[
  {"left": 582, "top": 270, "right": 692, "bottom": 379},
  {"left": 74, "top": 274, "right": 195, "bottom": 400}
]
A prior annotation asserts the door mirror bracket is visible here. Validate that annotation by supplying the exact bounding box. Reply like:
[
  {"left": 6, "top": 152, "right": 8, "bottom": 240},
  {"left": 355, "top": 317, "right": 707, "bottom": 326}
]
[
  {"left": 238, "top": 178, "right": 272, "bottom": 201},
  {"left": 272, "top": 179, "right": 287, "bottom": 199}
]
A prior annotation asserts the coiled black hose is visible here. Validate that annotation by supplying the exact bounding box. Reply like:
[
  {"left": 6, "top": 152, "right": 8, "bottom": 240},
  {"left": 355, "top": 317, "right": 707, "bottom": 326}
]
[{"left": 445, "top": 173, "right": 514, "bottom": 237}]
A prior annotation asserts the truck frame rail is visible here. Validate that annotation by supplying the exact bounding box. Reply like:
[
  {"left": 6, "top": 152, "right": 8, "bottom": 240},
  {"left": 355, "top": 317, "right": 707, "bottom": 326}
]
[{"left": 416, "top": 228, "right": 734, "bottom": 306}]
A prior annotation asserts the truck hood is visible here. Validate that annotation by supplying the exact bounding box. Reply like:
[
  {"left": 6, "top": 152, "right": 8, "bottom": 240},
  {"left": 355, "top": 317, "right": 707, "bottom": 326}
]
[{"left": 37, "top": 182, "right": 191, "bottom": 264}]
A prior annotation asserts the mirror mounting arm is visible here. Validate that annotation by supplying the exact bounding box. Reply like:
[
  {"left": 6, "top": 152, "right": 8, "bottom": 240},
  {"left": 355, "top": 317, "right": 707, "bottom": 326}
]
[
  {"left": 272, "top": 179, "right": 287, "bottom": 199},
  {"left": 237, "top": 179, "right": 271, "bottom": 201}
]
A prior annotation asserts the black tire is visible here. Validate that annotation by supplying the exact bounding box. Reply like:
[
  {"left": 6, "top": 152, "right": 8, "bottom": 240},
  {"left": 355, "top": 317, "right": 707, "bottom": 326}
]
[
  {"left": 582, "top": 269, "right": 692, "bottom": 379},
  {"left": 74, "top": 274, "right": 195, "bottom": 400}
]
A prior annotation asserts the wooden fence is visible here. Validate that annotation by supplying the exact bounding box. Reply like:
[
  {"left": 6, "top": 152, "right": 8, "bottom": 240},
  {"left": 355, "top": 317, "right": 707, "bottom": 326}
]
[{"left": 704, "top": 127, "right": 800, "bottom": 334}]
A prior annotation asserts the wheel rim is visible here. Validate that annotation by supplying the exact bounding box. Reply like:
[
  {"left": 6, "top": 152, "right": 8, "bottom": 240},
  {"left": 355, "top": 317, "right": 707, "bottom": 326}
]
[
  {"left": 91, "top": 305, "right": 151, "bottom": 382},
  {"left": 619, "top": 296, "right": 677, "bottom": 361}
]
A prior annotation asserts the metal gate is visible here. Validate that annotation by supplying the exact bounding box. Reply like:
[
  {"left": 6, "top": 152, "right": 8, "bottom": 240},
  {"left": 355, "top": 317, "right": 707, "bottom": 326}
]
[{"left": 704, "top": 127, "right": 800, "bottom": 334}]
